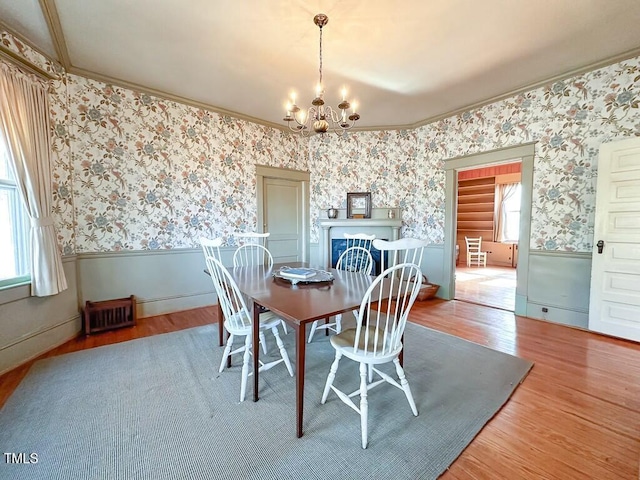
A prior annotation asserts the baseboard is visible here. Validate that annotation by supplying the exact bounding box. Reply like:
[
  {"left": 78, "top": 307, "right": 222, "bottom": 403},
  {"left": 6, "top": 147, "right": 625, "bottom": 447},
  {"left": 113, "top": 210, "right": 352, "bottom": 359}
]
[
  {"left": 136, "top": 292, "right": 215, "bottom": 318},
  {"left": 526, "top": 301, "right": 588, "bottom": 329}
]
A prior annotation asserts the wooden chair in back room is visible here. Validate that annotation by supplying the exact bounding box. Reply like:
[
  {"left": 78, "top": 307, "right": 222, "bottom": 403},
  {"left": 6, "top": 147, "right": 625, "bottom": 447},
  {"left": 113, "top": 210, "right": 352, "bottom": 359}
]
[{"left": 465, "top": 236, "right": 487, "bottom": 267}]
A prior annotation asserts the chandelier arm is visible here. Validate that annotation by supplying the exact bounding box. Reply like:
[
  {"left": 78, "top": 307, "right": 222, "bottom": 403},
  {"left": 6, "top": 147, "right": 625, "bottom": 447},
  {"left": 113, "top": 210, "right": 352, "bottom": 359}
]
[
  {"left": 293, "top": 106, "right": 319, "bottom": 127},
  {"left": 327, "top": 107, "right": 341, "bottom": 123},
  {"left": 328, "top": 107, "right": 355, "bottom": 130},
  {"left": 287, "top": 122, "right": 310, "bottom": 136}
]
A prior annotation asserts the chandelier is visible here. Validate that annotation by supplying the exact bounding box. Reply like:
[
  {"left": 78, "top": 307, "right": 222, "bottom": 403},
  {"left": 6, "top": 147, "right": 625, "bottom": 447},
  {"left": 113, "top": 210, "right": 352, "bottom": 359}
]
[{"left": 283, "top": 13, "right": 360, "bottom": 135}]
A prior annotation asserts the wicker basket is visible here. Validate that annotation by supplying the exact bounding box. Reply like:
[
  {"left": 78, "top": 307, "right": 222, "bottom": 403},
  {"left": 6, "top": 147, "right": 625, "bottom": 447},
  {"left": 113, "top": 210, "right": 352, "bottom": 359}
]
[{"left": 411, "top": 274, "right": 439, "bottom": 301}]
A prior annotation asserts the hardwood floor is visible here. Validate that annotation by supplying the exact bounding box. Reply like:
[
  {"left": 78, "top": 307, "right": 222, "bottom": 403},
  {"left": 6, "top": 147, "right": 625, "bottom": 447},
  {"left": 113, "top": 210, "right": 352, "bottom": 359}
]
[
  {"left": 1, "top": 301, "right": 639, "bottom": 479},
  {"left": 455, "top": 265, "right": 516, "bottom": 311}
]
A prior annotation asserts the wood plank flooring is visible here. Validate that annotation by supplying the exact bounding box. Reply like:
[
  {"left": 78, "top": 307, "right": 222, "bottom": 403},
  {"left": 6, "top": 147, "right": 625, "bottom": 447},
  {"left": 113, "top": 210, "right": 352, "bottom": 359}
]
[
  {"left": 1, "top": 301, "right": 639, "bottom": 479},
  {"left": 455, "top": 265, "right": 516, "bottom": 311}
]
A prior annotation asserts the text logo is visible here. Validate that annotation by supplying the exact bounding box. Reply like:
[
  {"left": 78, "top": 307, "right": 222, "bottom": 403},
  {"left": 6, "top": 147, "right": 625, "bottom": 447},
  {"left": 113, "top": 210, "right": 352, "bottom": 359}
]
[{"left": 3, "top": 453, "right": 38, "bottom": 464}]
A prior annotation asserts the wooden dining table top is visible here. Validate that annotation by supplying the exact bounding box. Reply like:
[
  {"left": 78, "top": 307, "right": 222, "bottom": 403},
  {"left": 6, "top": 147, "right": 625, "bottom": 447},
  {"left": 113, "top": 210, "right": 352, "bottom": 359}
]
[{"left": 227, "top": 262, "right": 378, "bottom": 326}]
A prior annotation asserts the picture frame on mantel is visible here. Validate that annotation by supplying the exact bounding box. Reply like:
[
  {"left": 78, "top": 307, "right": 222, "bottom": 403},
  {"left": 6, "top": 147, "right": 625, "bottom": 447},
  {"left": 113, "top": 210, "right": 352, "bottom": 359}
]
[{"left": 346, "top": 192, "right": 372, "bottom": 219}]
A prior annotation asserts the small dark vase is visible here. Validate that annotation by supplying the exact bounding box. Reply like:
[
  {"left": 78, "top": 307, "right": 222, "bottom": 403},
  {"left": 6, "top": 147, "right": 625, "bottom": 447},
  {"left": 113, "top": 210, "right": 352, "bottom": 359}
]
[{"left": 327, "top": 207, "right": 338, "bottom": 219}]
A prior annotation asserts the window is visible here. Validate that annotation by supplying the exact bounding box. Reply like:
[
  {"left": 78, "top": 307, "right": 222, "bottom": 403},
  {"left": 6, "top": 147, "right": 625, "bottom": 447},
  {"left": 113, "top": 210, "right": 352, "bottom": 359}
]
[
  {"left": 0, "top": 137, "right": 30, "bottom": 285},
  {"left": 501, "top": 183, "right": 521, "bottom": 242}
]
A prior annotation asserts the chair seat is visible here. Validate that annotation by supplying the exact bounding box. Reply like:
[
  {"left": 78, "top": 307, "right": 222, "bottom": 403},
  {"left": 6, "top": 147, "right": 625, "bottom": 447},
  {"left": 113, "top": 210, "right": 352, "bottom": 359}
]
[
  {"left": 224, "top": 310, "right": 284, "bottom": 336},
  {"left": 330, "top": 325, "right": 401, "bottom": 364}
]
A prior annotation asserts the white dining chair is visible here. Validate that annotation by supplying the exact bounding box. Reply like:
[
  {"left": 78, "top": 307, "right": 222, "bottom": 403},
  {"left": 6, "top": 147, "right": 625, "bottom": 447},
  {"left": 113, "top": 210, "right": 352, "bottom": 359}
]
[
  {"left": 204, "top": 256, "right": 294, "bottom": 402},
  {"left": 200, "top": 236, "right": 223, "bottom": 262},
  {"left": 235, "top": 231, "right": 270, "bottom": 246},
  {"left": 465, "top": 236, "right": 487, "bottom": 267},
  {"left": 373, "top": 237, "right": 428, "bottom": 271},
  {"left": 200, "top": 237, "right": 226, "bottom": 345},
  {"left": 344, "top": 232, "right": 375, "bottom": 252},
  {"left": 233, "top": 243, "right": 273, "bottom": 267},
  {"left": 307, "top": 246, "right": 373, "bottom": 343},
  {"left": 321, "top": 262, "right": 423, "bottom": 448},
  {"left": 233, "top": 241, "right": 288, "bottom": 336}
]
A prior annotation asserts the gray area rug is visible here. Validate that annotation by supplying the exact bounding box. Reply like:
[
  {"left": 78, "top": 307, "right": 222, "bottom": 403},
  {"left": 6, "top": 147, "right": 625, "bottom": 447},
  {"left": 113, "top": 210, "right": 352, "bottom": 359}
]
[{"left": 0, "top": 322, "right": 533, "bottom": 480}]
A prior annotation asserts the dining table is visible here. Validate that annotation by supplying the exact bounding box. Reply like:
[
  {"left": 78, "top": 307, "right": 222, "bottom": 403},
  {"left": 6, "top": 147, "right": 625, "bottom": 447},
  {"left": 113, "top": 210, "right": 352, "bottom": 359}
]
[{"left": 224, "top": 261, "right": 390, "bottom": 438}]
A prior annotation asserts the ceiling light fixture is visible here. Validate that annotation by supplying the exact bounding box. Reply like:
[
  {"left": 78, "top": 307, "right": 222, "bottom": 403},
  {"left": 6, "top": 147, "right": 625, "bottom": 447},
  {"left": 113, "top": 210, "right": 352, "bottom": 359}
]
[{"left": 283, "top": 13, "right": 360, "bottom": 135}]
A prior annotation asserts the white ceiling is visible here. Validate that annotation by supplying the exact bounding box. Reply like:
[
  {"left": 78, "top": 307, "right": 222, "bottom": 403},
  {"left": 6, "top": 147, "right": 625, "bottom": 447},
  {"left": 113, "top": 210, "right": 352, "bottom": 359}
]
[{"left": 2, "top": 0, "right": 640, "bottom": 130}]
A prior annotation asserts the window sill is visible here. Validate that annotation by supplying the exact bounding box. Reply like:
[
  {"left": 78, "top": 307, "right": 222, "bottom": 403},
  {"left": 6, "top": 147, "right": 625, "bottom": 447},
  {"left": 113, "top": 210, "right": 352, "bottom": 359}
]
[{"left": 0, "top": 281, "right": 31, "bottom": 306}]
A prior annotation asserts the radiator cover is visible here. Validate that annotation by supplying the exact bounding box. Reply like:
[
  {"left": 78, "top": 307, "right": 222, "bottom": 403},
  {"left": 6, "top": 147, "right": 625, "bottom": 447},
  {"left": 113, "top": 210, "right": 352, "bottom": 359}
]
[{"left": 83, "top": 295, "right": 137, "bottom": 335}]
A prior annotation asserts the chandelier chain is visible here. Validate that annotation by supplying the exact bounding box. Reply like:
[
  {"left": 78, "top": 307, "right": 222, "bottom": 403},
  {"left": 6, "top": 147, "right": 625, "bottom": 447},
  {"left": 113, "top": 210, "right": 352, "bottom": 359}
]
[{"left": 318, "top": 25, "right": 323, "bottom": 93}]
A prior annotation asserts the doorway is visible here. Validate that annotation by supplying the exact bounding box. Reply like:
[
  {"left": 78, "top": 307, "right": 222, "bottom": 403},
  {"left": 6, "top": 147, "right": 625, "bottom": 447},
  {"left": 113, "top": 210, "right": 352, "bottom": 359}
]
[
  {"left": 455, "top": 163, "right": 521, "bottom": 311},
  {"left": 442, "top": 143, "right": 536, "bottom": 317}
]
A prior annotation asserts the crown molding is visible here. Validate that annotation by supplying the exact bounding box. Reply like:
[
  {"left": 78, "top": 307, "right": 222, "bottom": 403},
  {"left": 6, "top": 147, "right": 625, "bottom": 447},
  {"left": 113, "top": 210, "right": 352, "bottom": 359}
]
[
  {"left": 9, "top": 6, "right": 640, "bottom": 133},
  {"left": 39, "top": 0, "right": 71, "bottom": 69},
  {"left": 0, "top": 19, "right": 54, "bottom": 62},
  {"left": 0, "top": 45, "right": 55, "bottom": 80},
  {"left": 67, "top": 65, "right": 288, "bottom": 131},
  {"left": 0, "top": 20, "right": 62, "bottom": 79},
  {"left": 64, "top": 46, "right": 640, "bottom": 134},
  {"left": 368, "top": 46, "right": 640, "bottom": 133}
]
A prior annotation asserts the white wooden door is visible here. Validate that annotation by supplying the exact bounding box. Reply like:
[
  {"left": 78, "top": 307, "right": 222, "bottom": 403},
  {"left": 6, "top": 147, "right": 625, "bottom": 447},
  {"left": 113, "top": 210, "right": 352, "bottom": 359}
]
[
  {"left": 263, "top": 177, "right": 302, "bottom": 263},
  {"left": 588, "top": 137, "right": 640, "bottom": 342}
]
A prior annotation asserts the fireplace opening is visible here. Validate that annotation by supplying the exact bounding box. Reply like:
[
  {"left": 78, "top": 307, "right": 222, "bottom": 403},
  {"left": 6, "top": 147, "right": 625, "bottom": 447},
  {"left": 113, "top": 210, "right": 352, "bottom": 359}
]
[{"left": 331, "top": 239, "right": 388, "bottom": 276}]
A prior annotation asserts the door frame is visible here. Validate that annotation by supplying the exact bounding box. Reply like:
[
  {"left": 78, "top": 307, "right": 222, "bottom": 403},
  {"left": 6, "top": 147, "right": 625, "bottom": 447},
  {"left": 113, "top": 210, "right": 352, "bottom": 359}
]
[
  {"left": 442, "top": 142, "right": 536, "bottom": 316},
  {"left": 255, "top": 164, "right": 311, "bottom": 262},
  {"left": 588, "top": 137, "right": 640, "bottom": 341}
]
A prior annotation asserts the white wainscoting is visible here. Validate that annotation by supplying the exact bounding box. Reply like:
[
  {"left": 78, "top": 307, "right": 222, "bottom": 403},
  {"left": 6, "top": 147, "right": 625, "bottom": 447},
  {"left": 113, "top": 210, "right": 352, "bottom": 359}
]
[
  {"left": 0, "top": 246, "right": 236, "bottom": 374},
  {"left": 0, "top": 257, "right": 80, "bottom": 375},
  {"left": 0, "top": 244, "right": 593, "bottom": 375},
  {"left": 526, "top": 250, "right": 592, "bottom": 328},
  {"left": 77, "top": 248, "right": 233, "bottom": 318}
]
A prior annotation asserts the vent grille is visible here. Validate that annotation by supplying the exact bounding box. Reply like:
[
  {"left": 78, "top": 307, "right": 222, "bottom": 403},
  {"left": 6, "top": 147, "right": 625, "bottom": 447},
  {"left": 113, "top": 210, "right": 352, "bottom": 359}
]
[{"left": 83, "top": 295, "right": 136, "bottom": 335}]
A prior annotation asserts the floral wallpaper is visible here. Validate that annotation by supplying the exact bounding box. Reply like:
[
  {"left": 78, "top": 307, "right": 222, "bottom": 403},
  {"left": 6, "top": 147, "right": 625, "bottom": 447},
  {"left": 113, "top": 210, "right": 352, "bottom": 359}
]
[
  {"left": 309, "top": 57, "right": 640, "bottom": 252},
  {"left": 3, "top": 25, "right": 640, "bottom": 255},
  {"left": 1, "top": 30, "right": 62, "bottom": 78},
  {"left": 309, "top": 129, "right": 441, "bottom": 244},
  {"left": 61, "top": 76, "right": 306, "bottom": 253},
  {"left": 49, "top": 74, "right": 74, "bottom": 255}
]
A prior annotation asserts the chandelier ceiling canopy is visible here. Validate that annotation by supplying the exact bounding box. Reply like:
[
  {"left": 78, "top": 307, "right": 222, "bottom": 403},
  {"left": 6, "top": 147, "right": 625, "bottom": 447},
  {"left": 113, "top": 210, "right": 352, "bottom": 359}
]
[{"left": 283, "top": 13, "right": 360, "bottom": 136}]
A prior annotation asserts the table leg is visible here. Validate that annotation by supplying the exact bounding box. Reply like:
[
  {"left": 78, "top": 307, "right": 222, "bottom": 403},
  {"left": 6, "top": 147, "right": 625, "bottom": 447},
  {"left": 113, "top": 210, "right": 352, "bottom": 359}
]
[
  {"left": 252, "top": 302, "right": 261, "bottom": 402},
  {"left": 217, "top": 302, "right": 224, "bottom": 346},
  {"left": 295, "top": 323, "right": 306, "bottom": 438}
]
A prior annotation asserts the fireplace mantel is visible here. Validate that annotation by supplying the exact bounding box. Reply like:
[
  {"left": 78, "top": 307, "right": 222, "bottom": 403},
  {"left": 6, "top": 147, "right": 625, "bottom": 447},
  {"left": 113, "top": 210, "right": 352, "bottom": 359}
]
[
  {"left": 319, "top": 217, "right": 403, "bottom": 269},
  {"left": 319, "top": 218, "right": 403, "bottom": 229}
]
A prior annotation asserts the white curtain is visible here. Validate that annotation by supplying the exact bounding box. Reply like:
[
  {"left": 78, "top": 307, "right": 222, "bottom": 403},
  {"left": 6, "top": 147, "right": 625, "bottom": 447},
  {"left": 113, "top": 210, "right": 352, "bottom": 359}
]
[
  {"left": 494, "top": 183, "right": 519, "bottom": 242},
  {"left": 0, "top": 62, "right": 67, "bottom": 296}
]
